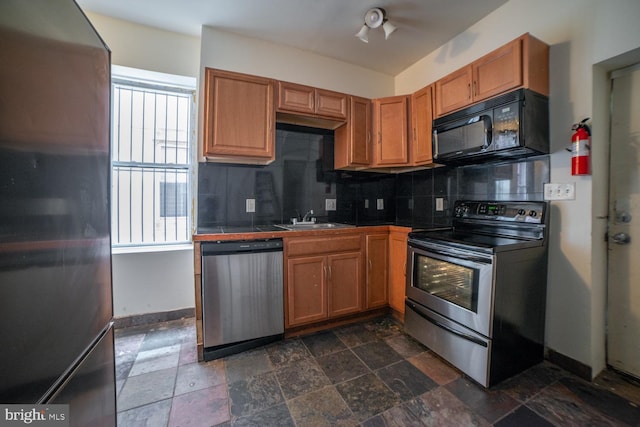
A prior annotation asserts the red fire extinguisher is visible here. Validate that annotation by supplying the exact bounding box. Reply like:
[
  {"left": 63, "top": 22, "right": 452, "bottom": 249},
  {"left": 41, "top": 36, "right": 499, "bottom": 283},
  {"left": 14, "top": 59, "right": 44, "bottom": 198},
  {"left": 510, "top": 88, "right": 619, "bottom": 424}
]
[{"left": 570, "top": 118, "right": 591, "bottom": 175}]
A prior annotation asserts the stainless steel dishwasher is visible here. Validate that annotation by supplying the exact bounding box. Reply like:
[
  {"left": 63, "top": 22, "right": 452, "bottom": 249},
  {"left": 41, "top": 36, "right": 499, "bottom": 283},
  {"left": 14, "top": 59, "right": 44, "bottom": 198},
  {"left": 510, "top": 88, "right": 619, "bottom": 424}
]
[{"left": 201, "top": 239, "right": 284, "bottom": 360}]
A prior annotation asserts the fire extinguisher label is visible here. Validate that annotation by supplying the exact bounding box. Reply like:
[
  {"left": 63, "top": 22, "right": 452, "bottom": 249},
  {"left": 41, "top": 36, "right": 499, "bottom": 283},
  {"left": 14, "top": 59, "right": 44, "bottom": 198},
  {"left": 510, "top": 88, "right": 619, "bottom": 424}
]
[{"left": 572, "top": 139, "right": 590, "bottom": 156}]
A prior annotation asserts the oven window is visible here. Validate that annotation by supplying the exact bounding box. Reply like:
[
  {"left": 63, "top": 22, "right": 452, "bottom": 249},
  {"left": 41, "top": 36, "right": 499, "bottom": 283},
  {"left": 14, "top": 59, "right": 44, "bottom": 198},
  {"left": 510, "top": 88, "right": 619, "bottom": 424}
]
[{"left": 413, "top": 254, "right": 478, "bottom": 312}]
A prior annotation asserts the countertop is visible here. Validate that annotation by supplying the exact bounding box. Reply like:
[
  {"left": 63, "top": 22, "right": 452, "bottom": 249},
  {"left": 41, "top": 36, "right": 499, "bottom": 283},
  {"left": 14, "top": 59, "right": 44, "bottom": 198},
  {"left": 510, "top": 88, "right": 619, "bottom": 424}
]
[{"left": 193, "top": 223, "right": 410, "bottom": 242}]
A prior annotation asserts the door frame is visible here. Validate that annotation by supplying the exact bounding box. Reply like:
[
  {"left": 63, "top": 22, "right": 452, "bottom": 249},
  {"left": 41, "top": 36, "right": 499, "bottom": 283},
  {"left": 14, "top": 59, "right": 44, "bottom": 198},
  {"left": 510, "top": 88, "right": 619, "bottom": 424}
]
[
  {"left": 590, "top": 48, "right": 640, "bottom": 379},
  {"left": 604, "top": 62, "right": 640, "bottom": 377}
]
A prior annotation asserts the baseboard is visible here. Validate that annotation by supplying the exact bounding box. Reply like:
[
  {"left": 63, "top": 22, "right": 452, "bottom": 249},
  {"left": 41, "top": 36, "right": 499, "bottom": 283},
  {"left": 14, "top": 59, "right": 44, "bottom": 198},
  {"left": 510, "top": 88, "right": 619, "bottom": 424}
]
[
  {"left": 284, "top": 308, "right": 389, "bottom": 338},
  {"left": 546, "top": 348, "right": 592, "bottom": 381},
  {"left": 114, "top": 307, "right": 195, "bottom": 329}
]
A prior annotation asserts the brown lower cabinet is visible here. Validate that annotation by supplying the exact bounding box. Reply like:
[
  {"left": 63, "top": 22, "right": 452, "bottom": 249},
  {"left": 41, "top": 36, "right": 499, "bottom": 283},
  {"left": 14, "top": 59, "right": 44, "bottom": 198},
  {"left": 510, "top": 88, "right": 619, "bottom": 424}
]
[
  {"left": 365, "top": 233, "right": 389, "bottom": 309},
  {"left": 284, "top": 234, "right": 363, "bottom": 328},
  {"left": 388, "top": 228, "right": 410, "bottom": 318}
]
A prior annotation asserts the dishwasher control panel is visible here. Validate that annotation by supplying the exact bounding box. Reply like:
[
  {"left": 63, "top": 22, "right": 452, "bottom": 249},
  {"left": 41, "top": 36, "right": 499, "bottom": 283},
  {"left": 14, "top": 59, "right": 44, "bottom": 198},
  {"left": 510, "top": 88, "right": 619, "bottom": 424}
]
[{"left": 201, "top": 239, "right": 283, "bottom": 255}]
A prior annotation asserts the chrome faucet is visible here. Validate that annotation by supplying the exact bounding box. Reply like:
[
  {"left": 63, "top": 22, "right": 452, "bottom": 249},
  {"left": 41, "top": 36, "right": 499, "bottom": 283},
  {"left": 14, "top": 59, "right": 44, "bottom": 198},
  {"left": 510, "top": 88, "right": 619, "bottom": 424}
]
[{"left": 302, "top": 209, "right": 314, "bottom": 222}]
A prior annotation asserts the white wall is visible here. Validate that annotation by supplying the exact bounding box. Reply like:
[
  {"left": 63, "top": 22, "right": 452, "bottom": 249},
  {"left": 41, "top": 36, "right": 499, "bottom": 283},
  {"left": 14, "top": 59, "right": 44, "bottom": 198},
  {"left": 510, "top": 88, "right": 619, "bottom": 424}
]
[
  {"left": 85, "top": 12, "right": 199, "bottom": 317},
  {"left": 199, "top": 26, "right": 394, "bottom": 99},
  {"left": 396, "top": 0, "right": 640, "bottom": 377},
  {"left": 111, "top": 247, "right": 195, "bottom": 316},
  {"left": 85, "top": 12, "right": 200, "bottom": 79}
]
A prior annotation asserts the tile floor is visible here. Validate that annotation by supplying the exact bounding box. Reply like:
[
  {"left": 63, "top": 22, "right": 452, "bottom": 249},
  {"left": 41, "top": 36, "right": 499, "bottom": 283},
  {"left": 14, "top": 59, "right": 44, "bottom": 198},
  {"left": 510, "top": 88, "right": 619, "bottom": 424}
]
[{"left": 115, "top": 316, "right": 640, "bottom": 426}]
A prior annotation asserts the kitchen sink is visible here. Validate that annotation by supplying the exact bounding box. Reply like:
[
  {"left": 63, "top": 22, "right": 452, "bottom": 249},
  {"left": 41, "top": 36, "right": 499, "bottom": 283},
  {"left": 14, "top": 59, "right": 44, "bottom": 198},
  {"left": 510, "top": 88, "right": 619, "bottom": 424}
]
[{"left": 274, "top": 223, "right": 355, "bottom": 231}]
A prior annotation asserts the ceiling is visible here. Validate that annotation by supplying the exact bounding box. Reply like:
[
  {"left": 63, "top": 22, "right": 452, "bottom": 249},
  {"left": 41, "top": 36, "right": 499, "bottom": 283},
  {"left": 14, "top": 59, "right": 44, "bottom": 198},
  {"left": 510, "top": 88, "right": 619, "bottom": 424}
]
[{"left": 76, "top": 0, "right": 508, "bottom": 76}]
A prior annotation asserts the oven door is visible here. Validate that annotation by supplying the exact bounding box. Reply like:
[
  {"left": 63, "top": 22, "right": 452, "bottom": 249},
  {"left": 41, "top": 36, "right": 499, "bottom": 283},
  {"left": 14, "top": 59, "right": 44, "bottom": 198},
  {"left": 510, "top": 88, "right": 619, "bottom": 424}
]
[{"left": 406, "top": 240, "right": 494, "bottom": 337}]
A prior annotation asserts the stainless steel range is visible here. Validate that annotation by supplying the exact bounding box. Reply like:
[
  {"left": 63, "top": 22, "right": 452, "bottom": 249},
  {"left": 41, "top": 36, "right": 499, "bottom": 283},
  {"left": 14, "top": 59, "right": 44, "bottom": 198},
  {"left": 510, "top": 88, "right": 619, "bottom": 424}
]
[{"left": 405, "top": 200, "right": 549, "bottom": 387}]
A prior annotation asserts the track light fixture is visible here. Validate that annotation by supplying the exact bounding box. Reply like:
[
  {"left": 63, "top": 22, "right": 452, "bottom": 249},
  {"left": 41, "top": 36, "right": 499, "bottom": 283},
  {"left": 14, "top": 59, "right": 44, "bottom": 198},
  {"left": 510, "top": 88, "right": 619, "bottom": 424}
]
[{"left": 355, "top": 7, "right": 396, "bottom": 43}]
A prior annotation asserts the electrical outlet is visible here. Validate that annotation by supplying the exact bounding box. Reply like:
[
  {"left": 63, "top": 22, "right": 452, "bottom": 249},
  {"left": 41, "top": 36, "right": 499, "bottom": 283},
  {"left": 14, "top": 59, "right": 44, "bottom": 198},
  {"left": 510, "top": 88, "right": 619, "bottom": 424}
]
[
  {"left": 377, "top": 199, "right": 384, "bottom": 210},
  {"left": 435, "top": 197, "right": 444, "bottom": 211},
  {"left": 544, "top": 183, "right": 576, "bottom": 200},
  {"left": 325, "top": 198, "right": 336, "bottom": 211},
  {"left": 245, "top": 198, "right": 256, "bottom": 212}
]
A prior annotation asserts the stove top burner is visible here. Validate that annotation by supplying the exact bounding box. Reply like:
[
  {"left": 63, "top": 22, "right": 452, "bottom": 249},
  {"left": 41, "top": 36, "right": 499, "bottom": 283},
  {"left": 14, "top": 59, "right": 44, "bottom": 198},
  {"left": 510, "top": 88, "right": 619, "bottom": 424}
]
[{"left": 409, "top": 200, "right": 548, "bottom": 254}]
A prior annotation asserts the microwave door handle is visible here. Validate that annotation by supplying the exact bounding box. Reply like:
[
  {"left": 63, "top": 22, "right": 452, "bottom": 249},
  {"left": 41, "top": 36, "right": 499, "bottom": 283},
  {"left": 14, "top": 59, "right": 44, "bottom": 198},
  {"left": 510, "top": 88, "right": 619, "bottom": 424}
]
[
  {"left": 433, "top": 130, "right": 439, "bottom": 158},
  {"left": 483, "top": 115, "right": 493, "bottom": 149}
]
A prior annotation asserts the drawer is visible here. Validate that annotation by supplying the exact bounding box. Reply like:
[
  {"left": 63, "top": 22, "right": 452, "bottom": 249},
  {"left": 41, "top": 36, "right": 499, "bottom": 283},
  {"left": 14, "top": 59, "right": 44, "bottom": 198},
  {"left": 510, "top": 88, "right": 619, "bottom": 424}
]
[{"left": 286, "top": 234, "right": 362, "bottom": 257}]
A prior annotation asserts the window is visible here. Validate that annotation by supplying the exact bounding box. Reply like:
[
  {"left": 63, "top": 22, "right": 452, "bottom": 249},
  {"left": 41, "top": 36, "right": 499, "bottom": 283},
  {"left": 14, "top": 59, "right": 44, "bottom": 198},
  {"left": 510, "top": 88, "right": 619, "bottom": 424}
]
[
  {"left": 160, "top": 182, "right": 188, "bottom": 217},
  {"left": 111, "top": 68, "right": 195, "bottom": 246}
]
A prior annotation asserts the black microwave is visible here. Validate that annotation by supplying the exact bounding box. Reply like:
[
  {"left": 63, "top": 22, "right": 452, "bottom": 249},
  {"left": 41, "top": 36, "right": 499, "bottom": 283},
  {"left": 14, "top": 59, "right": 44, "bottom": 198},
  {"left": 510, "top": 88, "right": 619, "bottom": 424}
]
[{"left": 432, "top": 89, "right": 549, "bottom": 165}]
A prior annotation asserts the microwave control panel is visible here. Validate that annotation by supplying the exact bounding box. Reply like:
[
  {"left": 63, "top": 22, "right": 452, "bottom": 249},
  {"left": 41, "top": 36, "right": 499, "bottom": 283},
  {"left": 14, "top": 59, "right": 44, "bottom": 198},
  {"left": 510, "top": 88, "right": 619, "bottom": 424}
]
[{"left": 492, "top": 102, "right": 520, "bottom": 150}]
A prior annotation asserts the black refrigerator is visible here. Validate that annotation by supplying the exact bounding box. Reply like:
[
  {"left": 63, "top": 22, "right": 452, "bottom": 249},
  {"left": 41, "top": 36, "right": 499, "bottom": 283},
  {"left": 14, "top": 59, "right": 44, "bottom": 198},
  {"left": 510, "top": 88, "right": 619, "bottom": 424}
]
[{"left": 0, "top": 0, "right": 116, "bottom": 425}]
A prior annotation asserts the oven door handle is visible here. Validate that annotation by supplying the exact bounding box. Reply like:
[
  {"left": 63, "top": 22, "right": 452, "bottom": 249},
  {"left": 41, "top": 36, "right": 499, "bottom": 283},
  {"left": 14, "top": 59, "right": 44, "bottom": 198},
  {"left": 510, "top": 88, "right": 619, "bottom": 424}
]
[
  {"left": 408, "top": 240, "right": 492, "bottom": 264},
  {"left": 406, "top": 301, "right": 488, "bottom": 347}
]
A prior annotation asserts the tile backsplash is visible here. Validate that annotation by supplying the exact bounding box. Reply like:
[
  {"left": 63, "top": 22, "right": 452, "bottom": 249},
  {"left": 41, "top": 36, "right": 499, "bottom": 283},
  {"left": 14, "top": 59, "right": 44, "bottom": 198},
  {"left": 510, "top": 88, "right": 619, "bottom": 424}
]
[
  {"left": 198, "top": 124, "right": 338, "bottom": 229},
  {"left": 197, "top": 125, "right": 549, "bottom": 231}
]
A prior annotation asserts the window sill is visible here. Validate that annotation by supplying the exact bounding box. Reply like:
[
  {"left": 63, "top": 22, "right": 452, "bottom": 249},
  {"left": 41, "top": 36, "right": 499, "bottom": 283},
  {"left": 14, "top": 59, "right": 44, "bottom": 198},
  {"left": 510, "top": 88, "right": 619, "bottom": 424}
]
[{"left": 111, "top": 243, "right": 193, "bottom": 255}]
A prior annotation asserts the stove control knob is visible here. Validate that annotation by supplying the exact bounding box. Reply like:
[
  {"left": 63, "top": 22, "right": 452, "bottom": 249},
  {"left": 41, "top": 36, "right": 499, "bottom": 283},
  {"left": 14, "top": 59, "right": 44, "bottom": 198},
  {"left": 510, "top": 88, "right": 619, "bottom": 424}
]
[
  {"left": 517, "top": 209, "right": 526, "bottom": 216},
  {"left": 529, "top": 210, "right": 538, "bottom": 217},
  {"left": 454, "top": 205, "right": 468, "bottom": 216}
]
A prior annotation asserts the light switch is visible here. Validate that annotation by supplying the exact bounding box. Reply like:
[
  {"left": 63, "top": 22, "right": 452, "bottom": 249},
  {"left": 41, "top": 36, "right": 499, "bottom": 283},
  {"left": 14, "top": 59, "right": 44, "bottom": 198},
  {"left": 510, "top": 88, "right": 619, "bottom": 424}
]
[
  {"left": 246, "top": 198, "right": 256, "bottom": 212},
  {"left": 435, "top": 198, "right": 444, "bottom": 211},
  {"left": 377, "top": 199, "right": 384, "bottom": 210},
  {"left": 364, "top": 199, "right": 369, "bottom": 209}
]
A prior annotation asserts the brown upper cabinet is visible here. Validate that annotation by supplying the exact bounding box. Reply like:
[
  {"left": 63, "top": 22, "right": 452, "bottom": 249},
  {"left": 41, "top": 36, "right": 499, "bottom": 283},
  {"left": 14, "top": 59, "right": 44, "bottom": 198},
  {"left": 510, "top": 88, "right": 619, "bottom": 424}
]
[
  {"left": 334, "top": 96, "right": 371, "bottom": 169},
  {"left": 372, "top": 95, "right": 410, "bottom": 167},
  {"left": 277, "top": 81, "right": 348, "bottom": 120},
  {"left": 410, "top": 84, "right": 434, "bottom": 166},
  {"left": 435, "top": 33, "right": 549, "bottom": 117},
  {"left": 202, "top": 68, "right": 275, "bottom": 163}
]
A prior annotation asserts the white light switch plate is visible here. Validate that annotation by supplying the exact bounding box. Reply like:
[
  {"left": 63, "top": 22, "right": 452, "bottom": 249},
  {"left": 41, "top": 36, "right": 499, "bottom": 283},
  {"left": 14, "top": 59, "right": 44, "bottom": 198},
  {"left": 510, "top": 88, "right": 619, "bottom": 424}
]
[
  {"left": 377, "top": 199, "right": 384, "bottom": 210},
  {"left": 435, "top": 198, "right": 444, "bottom": 211},
  {"left": 544, "top": 183, "right": 575, "bottom": 200},
  {"left": 325, "top": 198, "right": 336, "bottom": 211},
  {"left": 364, "top": 199, "right": 369, "bottom": 209},
  {"left": 246, "top": 198, "right": 256, "bottom": 212}
]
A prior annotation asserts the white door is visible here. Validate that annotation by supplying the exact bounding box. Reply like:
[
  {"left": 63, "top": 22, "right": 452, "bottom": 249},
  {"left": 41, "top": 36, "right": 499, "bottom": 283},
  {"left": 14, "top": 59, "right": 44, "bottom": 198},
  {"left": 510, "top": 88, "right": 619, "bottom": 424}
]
[{"left": 607, "top": 64, "right": 640, "bottom": 379}]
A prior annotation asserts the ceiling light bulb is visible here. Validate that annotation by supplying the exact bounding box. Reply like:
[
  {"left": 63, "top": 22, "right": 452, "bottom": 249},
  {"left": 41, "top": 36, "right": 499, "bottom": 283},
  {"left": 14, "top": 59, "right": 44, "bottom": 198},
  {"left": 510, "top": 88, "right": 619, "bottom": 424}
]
[
  {"left": 364, "top": 8, "right": 385, "bottom": 29},
  {"left": 355, "top": 24, "right": 369, "bottom": 43},
  {"left": 383, "top": 21, "right": 397, "bottom": 39}
]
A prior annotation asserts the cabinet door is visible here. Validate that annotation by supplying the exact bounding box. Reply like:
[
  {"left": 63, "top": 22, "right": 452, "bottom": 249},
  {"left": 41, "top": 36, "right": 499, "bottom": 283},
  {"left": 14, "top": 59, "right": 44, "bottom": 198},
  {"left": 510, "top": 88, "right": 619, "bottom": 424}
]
[
  {"left": 315, "top": 88, "right": 348, "bottom": 120},
  {"left": 435, "top": 66, "right": 472, "bottom": 117},
  {"left": 286, "top": 256, "right": 327, "bottom": 327},
  {"left": 373, "top": 95, "right": 409, "bottom": 166},
  {"left": 327, "top": 252, "right": 363, "bottom": 318},
  {"left": 473, "top": 39, "right": 522, "bottom": 102},
  {"left": 366, "top": 234, "right": 388, "bottom": 309},
  {"left": 203, "top": 68, "right": 274, "bottom": 161},
  {"left": 388, "top": 229, "right": 409, "bottom": 315},
  {"left": 335, "top": 96, "right": 371, "bottom": 168},
  {"left": 277, "top": 81, "right": 315, "bottom": 115},
  {"left": 411, "top": 85, "right": 434, "bottom": 165}
]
